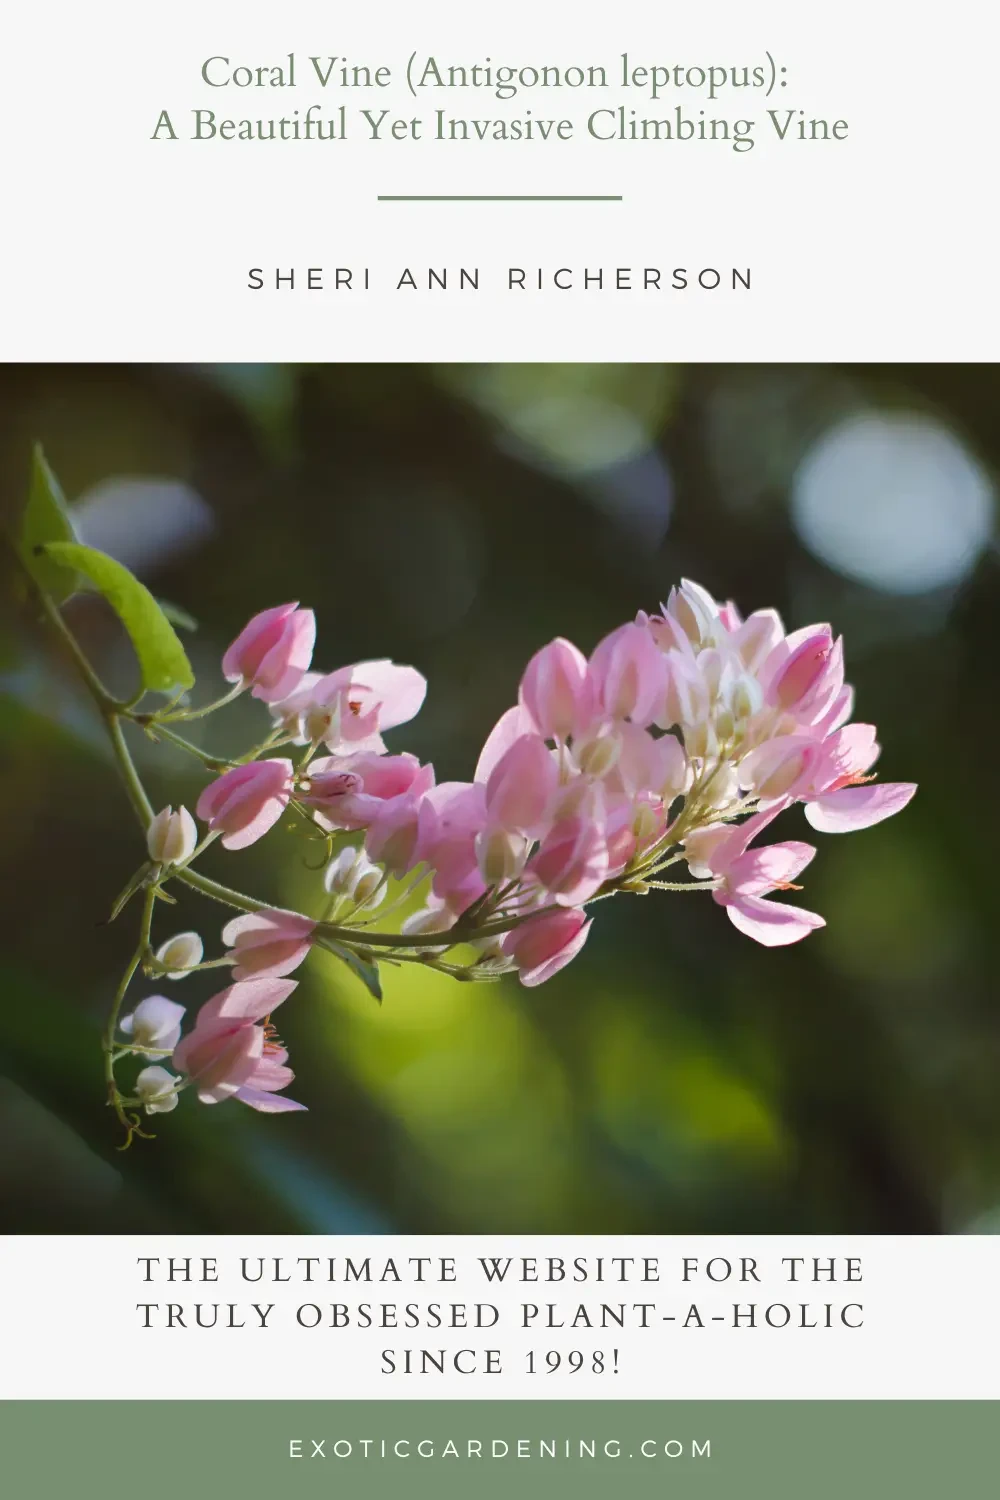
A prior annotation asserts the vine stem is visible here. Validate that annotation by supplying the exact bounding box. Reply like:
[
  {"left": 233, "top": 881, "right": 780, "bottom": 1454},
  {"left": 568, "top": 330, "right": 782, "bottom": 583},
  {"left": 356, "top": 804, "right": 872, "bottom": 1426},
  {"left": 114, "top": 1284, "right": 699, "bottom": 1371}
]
[
  {"left": 103, "top": 884, "right": 156, "bottom": 1141},
  {"left": 106, "top": 713, "right": 154, "bottom": 825}
]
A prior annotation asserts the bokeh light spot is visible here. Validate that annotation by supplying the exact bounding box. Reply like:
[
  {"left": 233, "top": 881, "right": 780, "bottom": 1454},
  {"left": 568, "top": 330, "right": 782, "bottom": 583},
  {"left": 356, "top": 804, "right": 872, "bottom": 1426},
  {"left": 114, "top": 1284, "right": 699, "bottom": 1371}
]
[{"left": 792, "top": 412, "right": 994, "bottom": 594}]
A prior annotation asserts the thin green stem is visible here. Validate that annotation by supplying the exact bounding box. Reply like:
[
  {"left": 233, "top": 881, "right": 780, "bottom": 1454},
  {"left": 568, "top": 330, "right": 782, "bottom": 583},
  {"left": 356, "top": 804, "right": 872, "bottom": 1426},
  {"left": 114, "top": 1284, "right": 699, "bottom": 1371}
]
[
  {"left": 140, "top": 721, "right": 235, "bottom": 770},
  {"left": 643, "top": 879, "right": 719, "bottom": 893},
  {"left": 106, "top": 714, "right": 154, "bottom": 827},
  {"left": 156, "top": 681, "right": 246, "bottom": 723},
  {"left": 175, "top": 867, "right": 268, "bottom": 915},
  {"left": 103, "top": 884, "right": 157, "bottom": 1142},
  {"left": 26, "top": 570, "right": 122, "bottom": 713}
]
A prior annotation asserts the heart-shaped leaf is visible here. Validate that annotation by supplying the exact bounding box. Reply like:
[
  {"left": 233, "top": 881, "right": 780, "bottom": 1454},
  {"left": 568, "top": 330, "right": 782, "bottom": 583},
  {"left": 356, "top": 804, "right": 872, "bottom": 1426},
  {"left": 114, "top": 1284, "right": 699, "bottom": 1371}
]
[{"left": 40, "top": 541, "right": 195, "bottom": 694}]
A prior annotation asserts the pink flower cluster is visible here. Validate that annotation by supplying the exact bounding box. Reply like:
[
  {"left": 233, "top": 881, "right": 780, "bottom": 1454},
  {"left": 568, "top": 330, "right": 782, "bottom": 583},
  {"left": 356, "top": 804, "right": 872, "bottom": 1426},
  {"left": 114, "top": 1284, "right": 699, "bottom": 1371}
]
[
  {"left": 197, "top": 588, "right": 916, "bottom": 979},
  {"left": 126, "top": 979, "right": 304, "bottom": 1116},
  {"left": 129, "top": 586, "right": 915, "bottom": 1120}
]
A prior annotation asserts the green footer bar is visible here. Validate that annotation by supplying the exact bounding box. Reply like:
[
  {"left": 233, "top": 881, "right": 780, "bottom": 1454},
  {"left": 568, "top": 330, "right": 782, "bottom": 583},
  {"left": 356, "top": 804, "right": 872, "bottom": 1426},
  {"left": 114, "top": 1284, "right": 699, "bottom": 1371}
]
[{"left": 1, "top": 1401, "right": 995, "bottom": 1497}]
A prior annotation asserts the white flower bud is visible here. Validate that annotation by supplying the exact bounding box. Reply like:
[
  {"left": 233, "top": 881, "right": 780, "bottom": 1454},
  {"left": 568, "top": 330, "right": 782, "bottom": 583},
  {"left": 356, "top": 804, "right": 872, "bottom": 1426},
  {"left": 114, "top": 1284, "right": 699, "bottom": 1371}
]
[
  {"left": 702, "top": 762, "right": 740, "bottom": 809},
  {"left": 400, "top": 905, "right": 454, "bottom": 953},
  {"left": 154, "top": 931, "right": 204, "bottom": 980},
  {"left": 324, "top": 846, "right": 386, "bottom": 908},
  {"left": 728, "top": 673, "right": 764, "bottom": 725},
  {"left": 475, "top": 826, "right": 527, "bottom": 886},
  {"left": 135, "top": 1065, "right": 179, "bottom": 1115},
  {"left": 631, "top": 801, "right": 662, "bottom": 843},
  {"left": 575, "top": 728, "right": 622, "bottom": 779},
  {"left": 120, "top": 995, "right": 186, "bottom": 1055},
  {"left": 146, "top": 806, "right": 197, "bottom": 866}
]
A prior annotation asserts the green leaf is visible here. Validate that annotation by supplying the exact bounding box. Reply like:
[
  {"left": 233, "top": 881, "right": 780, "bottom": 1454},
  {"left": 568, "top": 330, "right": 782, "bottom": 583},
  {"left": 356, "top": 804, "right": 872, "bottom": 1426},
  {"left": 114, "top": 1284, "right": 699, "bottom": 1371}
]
[
  {"left": 323, "top": 940, "right": 383, "bottom": 1003},
  {"left": 40, "top": 542, "right": 195, "bottom": 694},
  {"left": 18, "top": 446, "right": 80, "bottom": 602}
]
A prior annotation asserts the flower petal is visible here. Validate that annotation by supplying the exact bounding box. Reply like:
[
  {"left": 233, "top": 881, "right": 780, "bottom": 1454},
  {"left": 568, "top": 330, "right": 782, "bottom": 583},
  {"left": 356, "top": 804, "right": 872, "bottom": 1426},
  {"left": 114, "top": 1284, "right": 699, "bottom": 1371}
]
[
  {"left": 726, "top": 894, "right": 826, "bottom": 947},
  {"left": 234, "top": 1086, "right": 308, "bottom": 1113},
  {"left": 728, "top": 840, "right": 816, "bottom": 896},
  {"left": 804, "top": 782, "right": 917, "bottom": 833}
]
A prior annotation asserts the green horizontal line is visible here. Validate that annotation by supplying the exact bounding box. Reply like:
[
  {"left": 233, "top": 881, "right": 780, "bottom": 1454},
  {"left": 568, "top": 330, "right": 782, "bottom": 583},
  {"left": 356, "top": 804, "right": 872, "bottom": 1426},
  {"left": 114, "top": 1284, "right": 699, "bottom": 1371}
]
[{"left": 377, "top": 194, "right": 623, "bottom": 202}]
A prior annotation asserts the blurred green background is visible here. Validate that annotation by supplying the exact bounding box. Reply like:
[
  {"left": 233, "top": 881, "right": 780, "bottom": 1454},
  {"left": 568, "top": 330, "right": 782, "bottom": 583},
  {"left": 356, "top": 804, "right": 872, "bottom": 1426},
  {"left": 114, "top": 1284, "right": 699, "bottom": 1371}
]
[{"left": 1, "top": 362, "right": 998, "bottom": 1235}]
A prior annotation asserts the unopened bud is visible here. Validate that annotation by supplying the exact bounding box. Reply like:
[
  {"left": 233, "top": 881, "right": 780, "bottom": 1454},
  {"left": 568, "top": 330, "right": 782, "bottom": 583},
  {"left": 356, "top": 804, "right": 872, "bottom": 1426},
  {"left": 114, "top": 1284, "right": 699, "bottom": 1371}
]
[
  {"left": 146, "top": 806, "right": 197, "bottom": 866},
  {"left": 401, "top": 905, "right": 454, "bottom": 953},
  {"left": 575, "top": 729, "right": 622, "bottom": 779},
  {"left": 154, "top": 931, "right": 204, "bottom": 980},
  {"left": 631, "top": 800, "right": 662, "bottom": 843},
  {"left": 476, "top": 826, "right": 528, "bottom": 886},
  {"left": 325, "top": 846, "right": 387, "bottom": 908},
  {"left": 135, "top": 1065, "right": 180, "bottom": 1116}
]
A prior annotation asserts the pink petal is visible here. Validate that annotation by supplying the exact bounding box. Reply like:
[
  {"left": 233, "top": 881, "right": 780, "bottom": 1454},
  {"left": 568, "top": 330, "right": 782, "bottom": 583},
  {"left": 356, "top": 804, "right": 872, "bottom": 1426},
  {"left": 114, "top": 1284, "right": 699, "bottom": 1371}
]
[
  {"left": 175, "top": 1025, "right": 263, "bottom": 1100},
  {"left": 475, "top": 706, "right": 534, "bottom": 783},
  {"left": 804, "top": 782, "right": 917, "bottom": 833},
  {"left": 726, "top": 894, "right": 826, "bottom": 946},
  {"left": 198, "top": 976, "right": 298, "bottom": 1027},
  {"left": 235, "top": 1087, "right": 307, "bottom": 1113},
  {"left": 253, "top": 609, "right": 316, "bottom": 702},
  {"left": 219, "top": 794, "right": 290, "bottom": 850},
  {"left": 230, "top": 938, "right": 313, "bottom": 981},
  {"left": 814, "top": 723, "right": 880, "bottom": 788},
  {"left": 729, "top": 840, "right": 816, "bottom": 896},
  {"left": 348, "top": 660, "right": 427, "bottom": 730},
  {"left": 222, "top": 603, "right": 298, "bottom": 684},
  {"left": 221, "top": 909, "right": 316, "bottom": 947}
]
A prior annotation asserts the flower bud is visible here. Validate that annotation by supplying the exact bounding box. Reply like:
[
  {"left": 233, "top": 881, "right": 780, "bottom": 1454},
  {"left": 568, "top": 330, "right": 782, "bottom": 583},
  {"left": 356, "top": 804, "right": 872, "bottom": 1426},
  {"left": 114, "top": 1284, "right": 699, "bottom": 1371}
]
[
  {"left": 222, "top": 908, "right": 316, "bottom": 980},
  {"left": 530, "top": 817, "right": 609, "bottom": 904},
  {"left": 519, "top": 637, "right": 595, "bottom": 742},
  {"left": 324, "top": 847, "right": 387, "bottom": 908},
  {"left": 666, "top": 578, "right": 722, "bottom": 648},
  {"left": 475, "top": 825, "right": 527, "bottom": 886},
  {"left": 154, "top": 931, "right": 204, "bottom": 980},
  {"left": 631, "top": 797, "right": 664, "bottom": 845},
  {"left": 222, "top": 602, "right": 316, "bottom": 704},
  {"left": 196, "top": 760, "right": 293, "bottom": 851},
  {"left": 120, "top": 995, "right": 186, "bottom": 1055},
  {"left": 400, "top": 904, "right": 455, "bottom": 953},
  {"left": 731, "top": 609, "right": 784, "bottom": 674},
  {"left": 764, "top": 628, "right": 844, "bottom": 724},
  {"left": 146, "top": 805, "right": 197, "bottom": 866},
  {"left": 365, "top": 797, "right": 423, "bottom": 876},
  {"left": 738, "top": 737, "right": 817, "bottom": 800},
  {"left": 135, "top": 1065, "right": 180, "bottom": 1115},
  {"left": 574, "top": 726, "right": 622, "bottom": 779},
  {"left": 503, "top": 907, "right": 592, "bottom": 988},
  {"left": 702, "top": 761, "right": 740, "bottom": 809},
  {"left": 484, "top": 735, "right": 557, "bottom": 838},
  {"left": 589, "top": 623, "right": 667, "bottom": 727}
]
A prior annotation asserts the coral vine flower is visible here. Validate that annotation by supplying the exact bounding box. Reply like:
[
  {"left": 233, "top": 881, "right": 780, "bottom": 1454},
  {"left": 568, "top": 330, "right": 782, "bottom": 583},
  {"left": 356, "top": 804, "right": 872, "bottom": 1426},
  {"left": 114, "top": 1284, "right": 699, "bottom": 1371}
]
[
  {"left": 222, "top": 909, "right": 316, "bottom": 980},
  {"left": 502, "top": 908, "right": 593, "bottom": 987},
  {"left": 484, "top": 735, "right": 558, "bottom": 838},
  {"left": 305, "top": 752, "right": 434, "bottom": 831},
  {"left": 589, "top": 622, "right": 667, "bottom": 727},
  {"left": 172, "top": 977, "right": 304, "bottom": 1112},
  {"left": 196, "top": 759, "right": 293, "bottom": 850},
  {"left": 222, "top": 603, "right": 316, "bottom": 703},
  {"left": 685, "top": 807, "right": 825, "bottom": 946},
  {"left": 520, "top": 638, "right": 595, "bottom": 742},
  {"left": 273, "top": 659, "right": 426, "bottom": 751},
  {"left": 87, "top": 573, "right": 921, "bottom": 1143}
]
